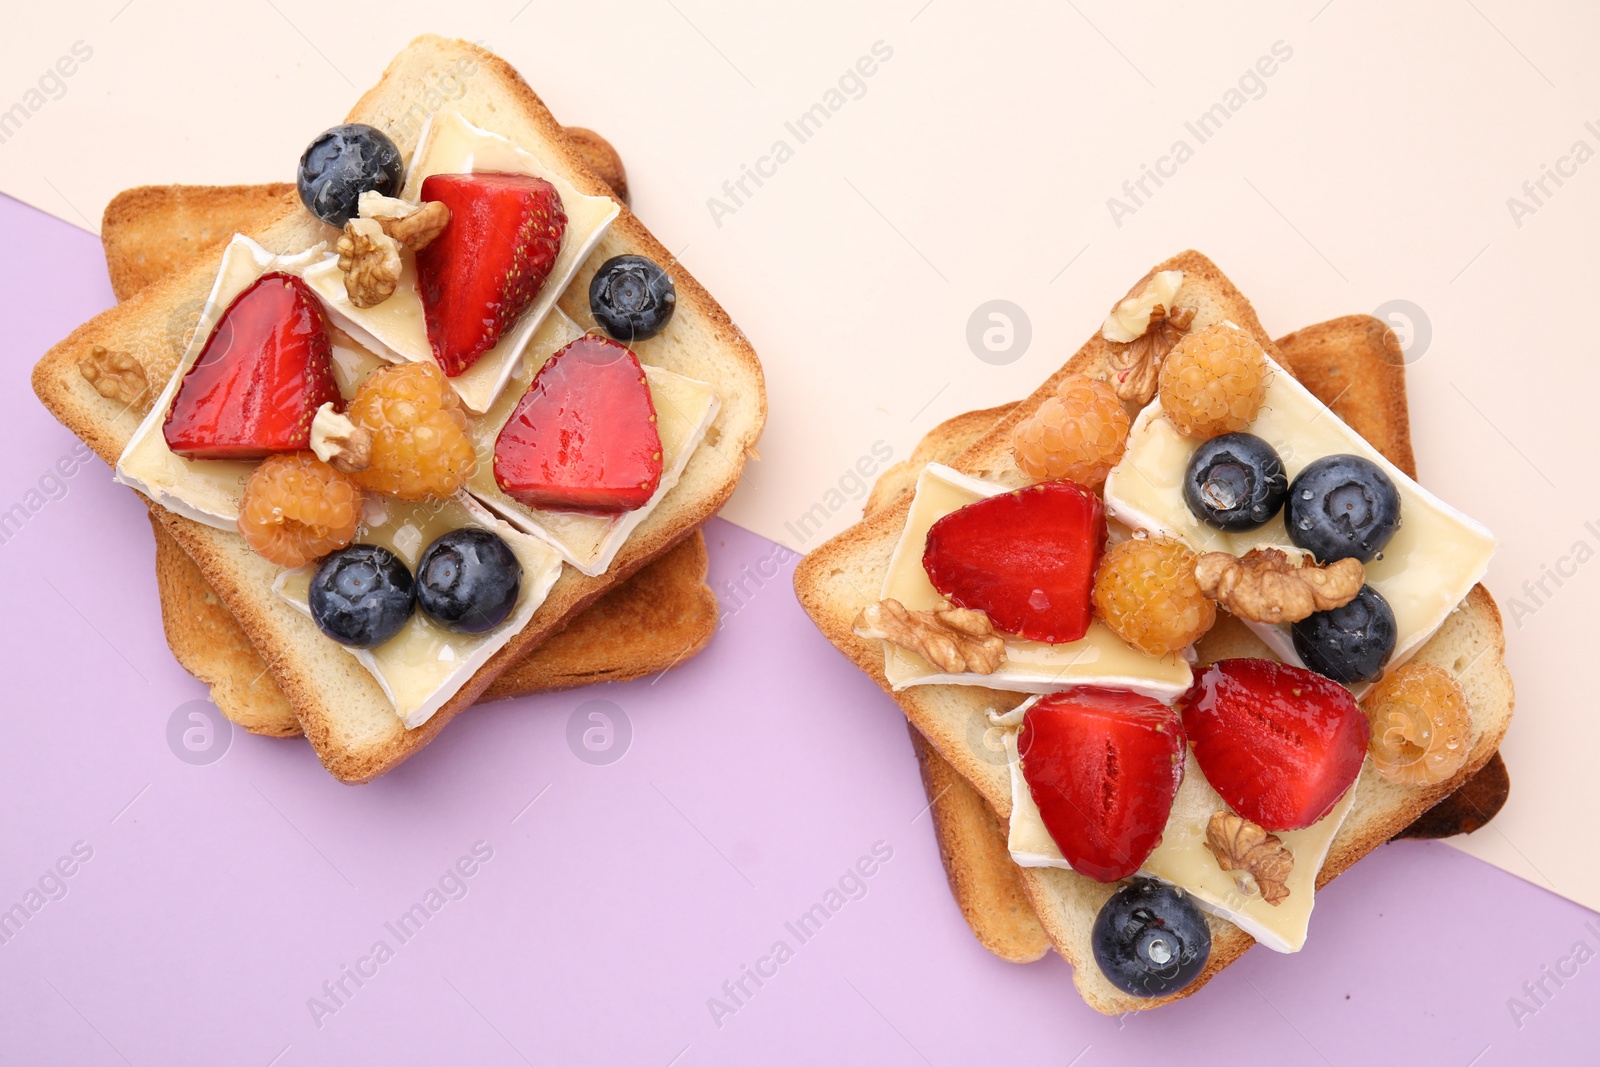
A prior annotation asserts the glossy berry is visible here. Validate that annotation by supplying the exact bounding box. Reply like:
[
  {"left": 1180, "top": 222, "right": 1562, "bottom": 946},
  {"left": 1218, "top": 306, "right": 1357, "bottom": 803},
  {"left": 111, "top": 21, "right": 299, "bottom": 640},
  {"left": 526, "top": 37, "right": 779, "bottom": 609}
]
[
  {"left": 418, "top": 172, "right": 567, "bottom": 375},
  {"left": 1292, "top": 584, "right": 1397, "bottom": 684},
  {"left": 309, "top": 545, "right": 415, "bottom": 648},
  {"left": 1158, "top": 323, "right": 1269, "bottom": 439},
  {"left": 416, "top": 529, "right": 523, "bottom": 634},
  {"left": 922, "top": 480, "right": 1106, "bottom": 644},
  {"left": 1183, "top": 432, "right": 1287, "bottom": 531},
  {"left": 1020, "top": 689, "right": 1186, "bottom": 882},
  {"left": 1181, "top": 658, "right": 1368, "bottom": 831},
  {"left": 296, "top": 124, "right": 404, "bottom": 227},
  {"left": 1091, "top": 878, "right": 1211, "bottom": 998},
  {"left": 237, "top": 453, "right": 363, "bottom": 568},
  {"left": 347, "top": 361, "right": 477, "bottom": 501},
  {"left": 1011, "top": 374, "right": 1130, "bottom": 487},
  {"left": 589, "top": 255, "right": 677, "bottom": 342},
  {"left": 1284, "top": 454, "right": 1402, "bottom": 564},
  {"left": 1092, "top": 536, "right": 1215, "bottom": 657}
]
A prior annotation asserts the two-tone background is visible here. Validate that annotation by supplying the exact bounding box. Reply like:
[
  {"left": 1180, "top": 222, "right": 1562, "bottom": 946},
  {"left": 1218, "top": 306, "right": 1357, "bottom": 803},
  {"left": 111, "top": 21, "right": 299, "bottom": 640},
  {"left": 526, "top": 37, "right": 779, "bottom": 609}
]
[{"left": 2, "top": 2, "right": 1597, "bottom": 1062}]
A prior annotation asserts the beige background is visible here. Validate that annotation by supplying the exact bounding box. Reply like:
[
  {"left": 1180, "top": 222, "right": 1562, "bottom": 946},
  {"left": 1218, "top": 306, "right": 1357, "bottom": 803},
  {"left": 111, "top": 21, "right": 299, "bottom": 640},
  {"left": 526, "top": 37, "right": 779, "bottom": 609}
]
[{"left": 2, "top": 1, "right": 1596, "bottom": 910}]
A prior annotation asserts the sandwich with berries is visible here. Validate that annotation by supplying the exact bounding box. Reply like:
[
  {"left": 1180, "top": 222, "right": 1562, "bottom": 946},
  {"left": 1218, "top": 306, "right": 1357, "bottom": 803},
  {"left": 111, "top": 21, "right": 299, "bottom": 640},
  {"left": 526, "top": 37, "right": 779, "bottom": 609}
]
[
  {"left": 862, "top": 317, "right": 1512, "bottom": 965},
  {"left": 33, "top": 37, "right": 765, "bottom": 783},
  {"left": 98, "top": 132, "right": 717, "bottom": 739},
  {"left": 794, "top": 251, "right": 1512, "bottom": 1012}
]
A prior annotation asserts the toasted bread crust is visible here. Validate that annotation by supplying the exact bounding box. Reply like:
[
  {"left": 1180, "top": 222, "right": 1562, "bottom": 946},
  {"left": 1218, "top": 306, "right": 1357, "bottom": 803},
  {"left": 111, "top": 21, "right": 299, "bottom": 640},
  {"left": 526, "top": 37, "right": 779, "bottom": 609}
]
[
  {"left": 794, "top": 252, "right": 1514, "bottom": 1012},
  {"left": 33, "top": 36, "right": 765, "bottom": 782}
]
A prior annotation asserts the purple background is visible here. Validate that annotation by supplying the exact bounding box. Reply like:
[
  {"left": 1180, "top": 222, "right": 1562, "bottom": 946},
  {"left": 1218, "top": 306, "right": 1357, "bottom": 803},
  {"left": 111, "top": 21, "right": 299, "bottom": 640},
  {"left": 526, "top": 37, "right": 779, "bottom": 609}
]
[{"left": 2, "top": 193, "right": 1596, "bottom": 1065}]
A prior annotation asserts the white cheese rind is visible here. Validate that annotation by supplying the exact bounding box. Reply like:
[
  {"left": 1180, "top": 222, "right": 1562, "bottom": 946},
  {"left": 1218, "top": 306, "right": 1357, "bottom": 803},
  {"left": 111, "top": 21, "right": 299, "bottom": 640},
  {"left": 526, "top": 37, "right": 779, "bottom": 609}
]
[
  {"left": 876, "top": 464, "right": 1193, "bottom": 698},
  {"left": 273, "top": 494, "right": 563, "bottom": 729},
  {"left": 1103, "top": 351, "right": 1496, "bottom": 674},
  {"left": 114, "top": 236, "right": 329, "bottom": 530}
]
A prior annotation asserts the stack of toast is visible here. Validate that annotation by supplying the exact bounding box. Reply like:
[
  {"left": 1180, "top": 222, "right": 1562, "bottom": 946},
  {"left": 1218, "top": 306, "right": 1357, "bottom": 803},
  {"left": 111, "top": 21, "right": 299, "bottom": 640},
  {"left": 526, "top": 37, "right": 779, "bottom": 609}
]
[
  {"left": 32, "top": 37, "right": 766, "bottom": 782},
  {"left": 795, "top": 252, "right": 1515, "bottom": 1011}
]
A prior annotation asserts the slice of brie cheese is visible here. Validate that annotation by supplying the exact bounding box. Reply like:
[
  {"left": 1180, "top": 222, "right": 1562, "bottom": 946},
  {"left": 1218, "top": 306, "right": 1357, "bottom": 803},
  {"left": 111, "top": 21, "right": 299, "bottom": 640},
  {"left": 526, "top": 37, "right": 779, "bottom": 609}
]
[
  {"left": 115, "top": 236, "right": 329, "bottom": 529},
  {"left": 1002, "top": 703, "right": 1358, "bottom": 953},
  {"left": 461, "top": 314, "right": 721, "bottom": 576},
  {"left": 273, "top": 494, "right": 563, "bottom": 729},
  {"left": 300, "top": 109, "right": 621, "bottom": 414},
  {"left": 877, "top": 464, "right": 1193, "bottom": 699},
  {"left": 1103, "top": 351, "right": 1496, "bottom": 672}
]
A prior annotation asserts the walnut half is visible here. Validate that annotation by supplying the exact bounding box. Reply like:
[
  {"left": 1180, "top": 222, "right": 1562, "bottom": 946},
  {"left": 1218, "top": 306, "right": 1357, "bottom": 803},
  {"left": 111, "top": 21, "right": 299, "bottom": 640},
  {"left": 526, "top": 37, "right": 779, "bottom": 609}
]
[
  {"left": 853, "top": 598, "right": 1005, "bottom": 675},
  {"left": 1205, "top": 810, "right": 1294, "bottom": 906},
  {"left": 1194, "top": 547, "right": 1364, "bottom": 624},
  {"left": 336, "top": 219, "right": 403, "bottom": 309},
  {"left": 1106, "top": 303, "right": 1195, "bottom": 406},
  {"left": 78, "top": 345, "right": 150, "bottom": 412}
]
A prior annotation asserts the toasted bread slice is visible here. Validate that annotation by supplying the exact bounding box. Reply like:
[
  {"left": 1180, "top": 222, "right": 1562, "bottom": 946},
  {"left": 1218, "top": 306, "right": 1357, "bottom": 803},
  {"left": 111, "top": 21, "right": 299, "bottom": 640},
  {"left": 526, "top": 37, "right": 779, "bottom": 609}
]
[
  {"left": 104, "top": 163, "right": 712, "bottom": 737},
  {"left": 868, "top": 319, "right": 1510, "bottom": 965},
  {"left": 33, "top": 36, "right": 765, "bottom": 782},
  {"left": 794, "top": 252, "right": 1513, "bottom": 1013}
]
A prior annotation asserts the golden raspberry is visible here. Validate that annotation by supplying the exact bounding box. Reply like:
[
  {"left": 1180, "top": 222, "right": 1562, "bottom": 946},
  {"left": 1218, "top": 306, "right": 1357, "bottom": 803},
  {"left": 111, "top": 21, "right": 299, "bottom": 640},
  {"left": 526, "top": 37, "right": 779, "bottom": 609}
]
[
  {"left": 1158, "top": 323, "right": 1270, "bottom": 438},
  {"left": 1011, "top": 374, "right": 1130, "bottom": 486},
  {"left": 237, "top": 453, "right": 363, "bottom": 568},
  {"left": 347, "top": 361, "right": 476, "bottom": 500},
  {"left": 1092, "top": 535, "right": 1216, "bottom": 657},
  {"left": 1362, "top": 661, "right": 1472, "bottom": 786}
]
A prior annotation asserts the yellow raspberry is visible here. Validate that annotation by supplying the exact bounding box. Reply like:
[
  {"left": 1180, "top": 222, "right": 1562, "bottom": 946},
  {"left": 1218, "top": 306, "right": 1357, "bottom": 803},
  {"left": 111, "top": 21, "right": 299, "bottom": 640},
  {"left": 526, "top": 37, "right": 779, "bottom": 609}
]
[
  {"left": 1092, "top": 535, "right": 1216, "bottom": 657},
  {"left": 1158, "top": 323, "right": 1270, "bottom": 438},
  {"left": 1362, "top": 662, "right": 1473, "bottom": 786},
  {"left": 347, "top": 361, "right": 477, "bottom": 501},
  {"left": 237, "top": 453, "right": 363, "bottom": 568},
  {"left": 1011, "top": 374, "right": 1130, "bottom": 487}
]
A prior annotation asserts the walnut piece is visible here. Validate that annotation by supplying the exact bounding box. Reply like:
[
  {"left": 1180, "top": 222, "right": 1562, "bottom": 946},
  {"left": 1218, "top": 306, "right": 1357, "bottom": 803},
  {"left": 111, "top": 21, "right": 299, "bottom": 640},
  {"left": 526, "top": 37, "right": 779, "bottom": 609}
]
[
  {"left": 1205, "top": 810, "right": 1294, "bottom": 907},
  {"left": 1194, "top": 547, "right": 1364, "bottom": 624},
  {"left": 1106, "top": 303, "right": 1195, "bottom": 405},
  {"left": 309, "top": 403, "right": 372, "bottom": 473},
  {"left": 853, "top": 598, "right": 1005, "bottom": 675},
  {"left": 1101, "top": 269, "right": 1184, "bottom": 342},
  {"left": 336, "top": 218, "right": 403, "bottom": 308},
  {"left": 381, "top": 200, "right": 450, "bottom": 252},
  {"left": 358, "top": 192, "right": 451, "bottom": 252},
  {"left": 78, "top": 345, "right": 150, "bottom": 412}
]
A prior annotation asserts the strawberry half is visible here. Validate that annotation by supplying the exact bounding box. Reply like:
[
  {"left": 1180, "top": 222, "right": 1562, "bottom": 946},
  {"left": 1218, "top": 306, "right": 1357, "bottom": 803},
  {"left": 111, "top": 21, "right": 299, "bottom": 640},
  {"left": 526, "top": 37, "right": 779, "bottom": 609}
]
[
  {"left": 1019, "top": 688, "right": 1186, "bottom": 882},
  {"left": 922, "top": 480, "right": 1105, "bottom": 643},
  {"left": 163, "top": 271, "right": 339, "bottom": 460},
  {"left": 416, "top": 171, "right": 567, "bottom": 376},
  {"left": 1181, "top": 659, "right": 1369, "bottom": 832},
  {"left": 493, "top": 335, "right": 663, "bottom": 513}
]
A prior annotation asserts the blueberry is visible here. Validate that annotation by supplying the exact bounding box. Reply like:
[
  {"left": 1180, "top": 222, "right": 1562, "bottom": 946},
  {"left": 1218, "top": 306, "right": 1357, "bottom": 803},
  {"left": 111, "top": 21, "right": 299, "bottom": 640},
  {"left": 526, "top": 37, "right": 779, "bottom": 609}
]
[
  {"left": 1284, "top": 454, "right": 1402, "bottom": 564},
  {"left": 415, "top": 528, "right": 523, "bottom": 634},
  {"left": 1182, "top": 433, "right": 1288, "bottom": 531},
  {"left": 309, "top": 545, "right": 415, "bottom": 648},
  {"left": 589, "top": 255, "right": 676, "bottom": 342},
  {"left": 1292, "top": 583, "right": 1397, "bottom": 684},
  {"left": 297, "top": 123, "right": 404, "bottom": 227},
  {"left": 1091, "top": 877, "right": 1211, "bottom": 998}
]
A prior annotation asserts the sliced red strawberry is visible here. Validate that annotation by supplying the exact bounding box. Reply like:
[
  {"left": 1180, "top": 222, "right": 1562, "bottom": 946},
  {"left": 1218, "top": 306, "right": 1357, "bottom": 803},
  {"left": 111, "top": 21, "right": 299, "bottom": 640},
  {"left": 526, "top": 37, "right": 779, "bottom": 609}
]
[
  {"left": 416, "top": 171, "right": 567, "bottom": 376},
  {"left": 1019, "top": 688, "right": 1186, "bottom": 882},
  {"left": 162, "top": 271, "right": 339, "bottom": 460},
  {"left": 1181, "top": 658, "right": 1369, "bottom": 832},
  {"left": 922, "top": 480, "right": 1105, "bottom": 643},
  {"left": 493, "top": 335, "right": 663, "bottom": 513}
]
